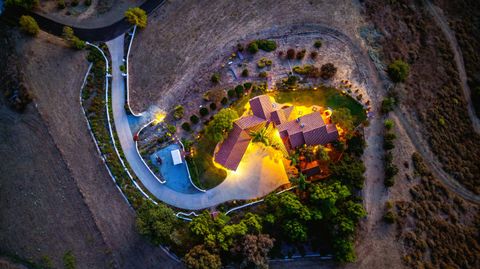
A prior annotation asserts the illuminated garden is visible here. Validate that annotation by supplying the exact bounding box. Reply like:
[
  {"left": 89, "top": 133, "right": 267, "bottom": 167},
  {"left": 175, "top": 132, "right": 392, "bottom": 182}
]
[{"left": 134, "top": 37, "right": 370, "bottom": 267}]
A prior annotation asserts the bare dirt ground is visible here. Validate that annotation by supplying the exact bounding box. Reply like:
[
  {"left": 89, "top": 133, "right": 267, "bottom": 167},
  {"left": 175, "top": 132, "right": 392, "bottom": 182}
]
[
  {"left": 0, "top": 27, "right": 180, "bottom": 268},
  {"left": 37, "top": 0, "right": 144, "bottom": 28}
]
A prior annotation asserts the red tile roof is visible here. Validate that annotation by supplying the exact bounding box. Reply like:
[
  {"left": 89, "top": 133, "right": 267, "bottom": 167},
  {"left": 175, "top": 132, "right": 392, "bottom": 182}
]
[
  {"left": 214, "top": 124, "right": 252, "bottom": 170},
  {"left": 250, "top": 95, "right": 275, "bottom": 120},
  {"left": 235, "top": 115, "right": 265, "bottom": 130}
]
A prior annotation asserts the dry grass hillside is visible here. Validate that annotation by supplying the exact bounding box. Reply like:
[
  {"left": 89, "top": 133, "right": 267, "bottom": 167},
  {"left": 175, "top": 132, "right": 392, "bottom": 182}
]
[
  {"left": 0, "top": 25, "right": 180, "bottom": 268},
  {"left": 129, "top": 0, "right": 365, "bottom": 113}
]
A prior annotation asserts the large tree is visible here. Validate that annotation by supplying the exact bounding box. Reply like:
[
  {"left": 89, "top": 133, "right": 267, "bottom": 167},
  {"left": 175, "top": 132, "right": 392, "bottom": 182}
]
[
  {"left": 135, "top": 202, "right": 177, "bottom": 245},
  {"left": 125, "top": 7, "right": 147, "bottom": 28},
  {"left": 233, "top": 234, "right": 274, "bottom": 269},
  {"left": 184, "top": 245, "right": 222, "bottom": 269},
  {"left": 206, "top": 108, "right": 238, "bottom": 142}
]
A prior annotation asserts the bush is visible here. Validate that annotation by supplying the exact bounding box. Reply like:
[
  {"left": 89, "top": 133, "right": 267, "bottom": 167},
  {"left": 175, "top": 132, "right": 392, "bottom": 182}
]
[
  {"left": 244, "top": 82, "right": 252, "bottom": 90},
  {"left": 199, "top": 107, "right": 209, "bottom": 117},
  {"left": 227, "top": 89, "right": 235, "bottom": 99},
  {"left": 256, "top": 39, "right": 277, "bottom": 52},
  {"left": 119, "top": 65, "right": 126, "bottom": 73},
  {"left": 296, "top": 49, "right": 306, "bottom": 60},
  {"left": 210, "top": 102, "right": 217, "bottom": 110},
  {"left": 211, "top": 73, "right": 220, "bottom": 84},
  {"left": 57, "top": 0, "right": 65, "bottom": 8},
  {"left": 71, "top": 0, "right": 78, "bottom": 6},
  {"left": 381, "top": 97, "right": 396, "bottom": 114},
  {"left": 182, "top": 122, "right": 191, "bottom": 131},
  {"left": 287, "top": 48, "right": 295, "bottom": 59},
  {"left": 63, "top": 251, "right": 76, "bottom": 269},
  {"left": 237, "top": 43, "right": 244, "bottom": 52},
  {"left": 235, "top": 85, "right": 244, "bottom": 98},
  {"left": 257, "top": 57, "right": 272, "bottom": 68},
  {"left": 241, "top": 69, "right": 249, "bottom": 77},
  {"left": 310, "top": 51, "right": 318, "bottom": 59},
  {"left": 62, "top": 26, "right": 85, "bottom": 50},
  {"left": 247, "top": 42, "right": 259, "bottom": 54},
  {"left": 173, "top": 105, "right": 184, "bottom": 120},
  {"left": 125, "top": 7, "right": 147, "bottom": 28},
  {"left": 259, "top": 71, "right": 267, "bottom": 78},
  {"left": 221, "top": 97, "right": 228, "bottom": 105},
  {"left": 387, "top": 59, "right": 410, "bottom": 83},
  {"left": 384, "top": 210, "right": 396, "bottom": 223},
  {"left": 84, "top": 0, "right": 91, "bottom": 6},
  {"left": 190, "top": 115, "right": 199, "bottom": 124},
  {"left": 19, "top": 15, "right": 39, "bottom": 36},
  {"left": 314, "top": 40, "right": 323, "bottom": 48},
  {"left": 320, "top": 63, "right": 337, "bottom": 79},
  {"left": 384, "top": 119, "right": 394, "bottom": 130},
  {"left": 206, "top": 108, "right": 239, "bottom": 142}
]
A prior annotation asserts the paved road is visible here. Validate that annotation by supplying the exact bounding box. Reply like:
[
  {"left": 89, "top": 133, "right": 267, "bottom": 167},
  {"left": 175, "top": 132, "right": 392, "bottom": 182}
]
[
  {"left": 107, "top": 36, "right": 288, "bottom": 210},
  {"left": 424, "top": 0, "right": 480, "bottom": 134},
  {"left": 2, "top": 0, "right": 165, "bottom": 41}
]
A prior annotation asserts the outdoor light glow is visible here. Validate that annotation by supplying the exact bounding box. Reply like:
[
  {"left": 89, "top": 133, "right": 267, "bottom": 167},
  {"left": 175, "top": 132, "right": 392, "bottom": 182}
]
[{"left": 152, "top": 111, "right": 166, "bottom": 125}]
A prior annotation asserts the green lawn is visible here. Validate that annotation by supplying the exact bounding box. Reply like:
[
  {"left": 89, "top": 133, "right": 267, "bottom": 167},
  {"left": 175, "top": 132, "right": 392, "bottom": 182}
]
[
  {"left": 191, "top": 135, "right": 227, "bottom": 189},
  {"left": 270, "top": 86, "right": 367, "bottom": 125}
]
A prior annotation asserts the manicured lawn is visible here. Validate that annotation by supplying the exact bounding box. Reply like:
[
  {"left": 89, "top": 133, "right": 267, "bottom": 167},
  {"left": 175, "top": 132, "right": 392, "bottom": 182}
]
[
  {"left": 270, "top": 86, "right": 367, "bottom": 125},
  {"left": 191, "top": 135, "right": 227, "bottom": 189}
]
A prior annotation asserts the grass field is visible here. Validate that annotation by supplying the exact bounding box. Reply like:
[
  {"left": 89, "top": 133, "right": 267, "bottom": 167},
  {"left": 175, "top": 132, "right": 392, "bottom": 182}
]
[
  {"left": 191, "top": 135, "right": 227, "bottom": 189},
  {"left": 270, "top": 86, "right": 367, "bottom": 125}
]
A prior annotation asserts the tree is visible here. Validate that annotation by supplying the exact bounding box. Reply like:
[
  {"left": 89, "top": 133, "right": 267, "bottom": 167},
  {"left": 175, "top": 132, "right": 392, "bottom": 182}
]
[
  {"left": 62, "top": 26, "right": 85, "bottom": 50},
  {"left": 387, "top": 59, "right": 410, "bottom": 83},
  {"left": 190, "top": 115, "right": 200, "bottom": 124},
  {"left": 182, "top": 122, "right": 191, "bottom": 131},
  {"left": 384, "top": 119, "right": 394, "bottom": 130},
  {"left": 316, "top": 145, "right": 330, "bottom": 161},
  {"left": 209, "top": 102, "right": 217, "bottom": 110},
  {"left": 235, "top": 85, "right": 244, "bottom": 98},
  {"left": 256, "top": 39, "right": 277, "bottom": 52},
  {"left": 290, "top": 173, "right": 308, "bottom": 191},
  {"left": 62, "top": 251, "right": 76, "bottom": 269},
  {"left": 329, "top": 156, "right": 366, "bottom": 190},
  {"left": 173, "top": 105, "right": 184, "bottom": 120},
  {"left": 135, "top": 202, "right": 177, "bottom": 245},
  {"left": 125, "top": 7, "right": 147, "bottom": 28},
  {"left": 19, "top": 15, "right": 39, "bottom": 36},
  {"left": 199, "top": 107, "right": 209, "bottom": 117},
  {"left": 286, "top": 48, "right": 295, "bottom": 59},
  {"left": 206, "top": 108, "right": 238, "bottom": 142},
  {"left": 381, "top": 97, "right": 396, "bottom": 114},
  {"left": 321, "top": 63, "right": 337, "bottom": 79},
  {"left": 250, "top": 127, "right": 270, "bottom": 146},
  {"left": 310, "top": 182, "right": 350, "bottom": 217},
  {"left": 6, "top": 0, "right": 38, "bottom": 9},
  {"left": 314, "top": 40, "right": 323, "bottom": 48},
  {"left": 184, "top": 245, "right": 221, "bottom": 269},
  {"left": 247, "top": 42, "right": 259, "bottom": 54},
  {"left": 331, "top": 108, "right": 354, "bottom": 137},
  {"left": 233, "top": 234, "right": 274, "bottom": 269},
  {"left": 296, "top": 49, "right": 306, "bottom": 60},
  {"left": 241, "top": 68, "right": 249, "bottom": 77},
  {"left": 283, "top": 220, "right": 307, "bottom": 242},
  {"left": 211, "top": 73, "right": 220, "bottom": 84},
  {"left": 333, "top": 238, "right": 356, "bottom": 262}
]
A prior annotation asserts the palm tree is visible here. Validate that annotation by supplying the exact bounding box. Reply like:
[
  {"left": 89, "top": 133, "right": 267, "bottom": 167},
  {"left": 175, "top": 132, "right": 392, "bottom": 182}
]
[{"left": 250, "top": 127, "right": 270, "bottom": 146}]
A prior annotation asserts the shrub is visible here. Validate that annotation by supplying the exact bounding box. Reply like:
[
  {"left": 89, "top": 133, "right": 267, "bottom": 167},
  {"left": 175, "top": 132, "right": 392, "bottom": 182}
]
[
  {"left": 237, "top": 43, "right": 244, "bottom": 52},
  {"left": 6, "top": 0, "right": 39, "bottom": 9},
  {"left": 199, "top": 107, "right": 209, "bottom": 117},
  {"left": 256, "top": 39, "right": 277, "bottom": 52},
  {"left": 190, "top": 115, "right": 199, "bottom": 124},
  {"left": 210, "top": 102, "right": 217, "bottom": 110},
  {"left": 166, "top": 124, "right": 176, "bottom": 134},
  {"left": 381, "top": 97, "right": 396, "bottom": 114},
  {"left": 310, "top": 51, "right": 318, "bottom": 59},
  {"left": 181, "top": 122, "right": 191, "bottom": 131},
  {"left": 62, "top": 26, "right": 85, "bottom": 50},
  {"left": 259, "top": 71, "right": 267, "bottom": 78},
  {"left": 235, "top": 85, "right": 244, "bottom": 98},
  {"left": 63, "top": 251, "right": 76, "bottom": 269},
  {"left": 387, "top": 59, "right": 410, "bottom": 83},
  {"left": 241, "top": 69, "right": 249, "bottom": 77},
  {"left": 184, "top": 245, "right": 221, "bottom": 269},
  {"left": 57, "top": 0, "right": 65, "bottom": 8},
  {"left": 125, "top": 7, "right": 148, "bottom": 28},
  {"left": 136, "top": 202, "right": 177, "bottom": 245},
  {"left": 384, "top": 119, "right": 394, "bottom": 130},
  {"left": 211, "top": 73, "right": 220, "bottom": 84},
  {"left": 206, "top": 108, "right": 239, "bottom": 142},
  {"left": 119, "top": 65, "right": 126, "bottom": 73},
  {"left": 384, "top": 210, "right": 396, "bottom": 223},
  {"left": 320, "top": 63, "right": 337, "bottom": 79},
  {"left": 84, "top": 0, "right": 91, "bottom": 6},
  {"left": 247, "top": 42, "right": 259, "bottom": 54},
  {"left": 221, "top": 97, "right": 228, "bottom": 105},
  {"left": 243, "top": 82, "right": 252, "bottom": 90},
  {"left": 71, "top": 0, "right": 78, "bottom": 6},
  {"left": 227, "top": 89, "right": 235, "bottom": 99},
  {"left": 314, "top": 40, "right": 323, "bottom": 48},
  {"left": 19, "top": 15, "right": 39, "bottom": 36},
  {"left": 287, "top": 48, "right": 295, "bottom": 59},
  {"left": 257, "top": 57, "right": 272, "bottom": 68},
  {"left": 296, "top": 49, "right": 306, "bottom": 60},
  {"left": 173, "top": 105, "right": 184, "bottom": 120}
]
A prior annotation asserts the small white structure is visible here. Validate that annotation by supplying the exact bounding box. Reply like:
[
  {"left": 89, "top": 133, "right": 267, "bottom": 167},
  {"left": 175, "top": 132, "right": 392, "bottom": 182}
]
[{"left": 171, "top": 149, "right": 182, "bottom": 165}]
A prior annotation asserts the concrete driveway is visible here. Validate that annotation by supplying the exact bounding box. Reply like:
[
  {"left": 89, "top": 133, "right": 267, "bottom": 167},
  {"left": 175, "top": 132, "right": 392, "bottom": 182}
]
[{"left": 107, "top": 35, "right": 288, "bottom": 210}]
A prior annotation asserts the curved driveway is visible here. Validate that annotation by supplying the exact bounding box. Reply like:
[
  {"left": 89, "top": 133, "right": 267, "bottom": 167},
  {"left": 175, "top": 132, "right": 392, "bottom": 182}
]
[{"left": 106, "top": 35, "right": 288, "bottom": 210}]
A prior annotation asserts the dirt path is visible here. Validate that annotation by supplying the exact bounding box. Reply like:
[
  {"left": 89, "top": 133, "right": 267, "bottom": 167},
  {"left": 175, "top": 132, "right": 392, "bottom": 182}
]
[{"left": 424, "top": 0, "right": 480, "bottom": 133}]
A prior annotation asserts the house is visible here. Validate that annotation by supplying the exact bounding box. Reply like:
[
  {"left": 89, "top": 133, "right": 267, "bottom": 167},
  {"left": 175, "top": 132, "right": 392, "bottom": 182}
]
[{"left": 214, "top": 95, "right": 338, "bottom": 170}]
